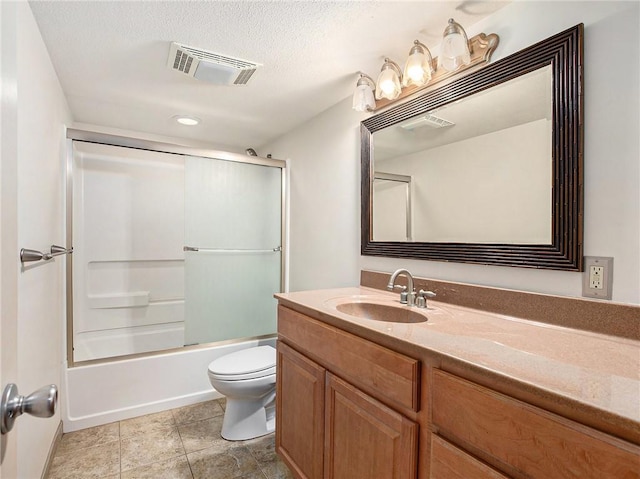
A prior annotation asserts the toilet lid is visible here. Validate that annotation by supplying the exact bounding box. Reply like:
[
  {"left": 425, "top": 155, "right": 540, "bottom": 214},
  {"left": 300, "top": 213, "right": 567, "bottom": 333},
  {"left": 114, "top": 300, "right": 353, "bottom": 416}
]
[{"left": 208, "top": 345, "right": 276, "bottom": 380}]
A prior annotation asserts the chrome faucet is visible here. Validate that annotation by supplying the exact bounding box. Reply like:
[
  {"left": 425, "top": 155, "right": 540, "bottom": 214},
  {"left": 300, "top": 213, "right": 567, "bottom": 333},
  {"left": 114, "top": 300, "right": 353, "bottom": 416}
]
[
  {"left": 387, "top": 269, "right": 416, "bottom": 306},
  {"left": 387, "top": 269, "right": 437, "bottom": 308}
]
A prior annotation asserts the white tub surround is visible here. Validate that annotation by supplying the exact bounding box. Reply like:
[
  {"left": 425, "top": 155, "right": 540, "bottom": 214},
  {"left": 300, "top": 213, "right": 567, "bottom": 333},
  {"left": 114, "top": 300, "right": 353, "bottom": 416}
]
[{"left": 62, "top": 337, "right": 276, "bottom": 432}]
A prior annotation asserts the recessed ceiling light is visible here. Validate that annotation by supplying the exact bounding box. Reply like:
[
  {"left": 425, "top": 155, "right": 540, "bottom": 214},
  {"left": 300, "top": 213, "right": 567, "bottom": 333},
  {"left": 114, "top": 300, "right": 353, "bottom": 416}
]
[{"left": 174, "top": 115, "right": 200, "bottom": 126}]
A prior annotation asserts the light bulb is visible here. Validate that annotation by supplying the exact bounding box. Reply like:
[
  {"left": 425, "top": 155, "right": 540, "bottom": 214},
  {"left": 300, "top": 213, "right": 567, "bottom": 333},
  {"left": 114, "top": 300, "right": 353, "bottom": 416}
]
[
  {"left": 375, "top": 60, "right": 402, "bottom": 101},
  {"left": 380, "top": 78, "right": 396, "bottom": 95},
  {"left": 407, "top": 62, "right": 426, "bottom": 82},
  {"left": 403, "top": 41, "right": 433, "bottom": 87}
]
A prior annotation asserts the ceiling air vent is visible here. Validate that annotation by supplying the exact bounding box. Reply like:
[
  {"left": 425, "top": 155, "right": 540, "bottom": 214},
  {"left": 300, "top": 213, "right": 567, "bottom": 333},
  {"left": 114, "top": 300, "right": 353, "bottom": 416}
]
[
  {"left": 167, "top": 42, "right": 261, "bottom": 85},
  {"left": 399, "top": 114, "right": 455, "bottom": 131}
]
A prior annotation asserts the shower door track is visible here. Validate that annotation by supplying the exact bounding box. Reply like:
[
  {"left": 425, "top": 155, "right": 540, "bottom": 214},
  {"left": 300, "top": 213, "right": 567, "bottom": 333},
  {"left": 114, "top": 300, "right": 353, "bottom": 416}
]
[{"left": 65, "top": 128, "right": 288, "bottom": 367}]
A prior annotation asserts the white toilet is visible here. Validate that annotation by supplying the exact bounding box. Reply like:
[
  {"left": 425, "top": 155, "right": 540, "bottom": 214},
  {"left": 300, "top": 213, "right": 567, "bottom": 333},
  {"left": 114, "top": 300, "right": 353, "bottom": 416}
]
[{"left": 207, "top": 345, "right": 277, "bottom": 441}]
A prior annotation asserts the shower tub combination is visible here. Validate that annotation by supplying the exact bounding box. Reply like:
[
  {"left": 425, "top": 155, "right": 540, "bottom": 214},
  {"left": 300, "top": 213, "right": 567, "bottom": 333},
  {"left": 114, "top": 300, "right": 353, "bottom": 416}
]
[{"left": 63, "top": 131, "right": 286, "bottom": 431}]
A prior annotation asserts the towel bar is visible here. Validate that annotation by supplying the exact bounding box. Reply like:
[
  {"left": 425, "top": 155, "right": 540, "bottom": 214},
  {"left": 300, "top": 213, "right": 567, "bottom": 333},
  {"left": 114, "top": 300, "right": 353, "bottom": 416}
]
[{"left": 20, "top": 245, "right": 73, "bottom": 263}]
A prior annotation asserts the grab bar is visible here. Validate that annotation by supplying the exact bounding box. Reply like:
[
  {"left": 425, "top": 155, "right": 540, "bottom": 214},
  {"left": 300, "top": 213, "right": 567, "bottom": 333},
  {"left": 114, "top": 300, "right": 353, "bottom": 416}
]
[
  {"left": 183, "top": 246, "right": 281, "bottom": 253},
  {"left": 20, "top": 245, "right": 73, "bottom": 263}
]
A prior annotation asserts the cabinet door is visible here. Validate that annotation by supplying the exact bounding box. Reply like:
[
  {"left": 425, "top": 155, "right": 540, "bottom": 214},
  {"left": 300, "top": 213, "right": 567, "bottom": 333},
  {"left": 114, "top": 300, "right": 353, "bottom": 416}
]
[
  {"left": 325, "top": 373, "right": 418, "bottom": 479},
  {"left": 276, "top": 341, "right": 325, "bottom": 479}
]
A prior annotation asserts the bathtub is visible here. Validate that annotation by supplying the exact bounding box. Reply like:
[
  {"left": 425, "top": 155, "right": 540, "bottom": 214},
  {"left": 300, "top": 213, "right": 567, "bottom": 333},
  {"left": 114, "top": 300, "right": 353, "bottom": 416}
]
[{"left": 62, "top": 336, "right": 277, "bottom": 432}]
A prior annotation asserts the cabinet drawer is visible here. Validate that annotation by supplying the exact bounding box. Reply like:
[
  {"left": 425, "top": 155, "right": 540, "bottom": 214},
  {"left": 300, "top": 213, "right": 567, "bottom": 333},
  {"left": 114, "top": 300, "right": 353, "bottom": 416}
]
[
  {"left": 278, "top": 305, "right": 420, "bottom": 412},
  {"left": 432, "top": 369, "right": 640, "bottom": 479},
  {"left": 430, "top": 434, "right": 509, "bottom": 479}
]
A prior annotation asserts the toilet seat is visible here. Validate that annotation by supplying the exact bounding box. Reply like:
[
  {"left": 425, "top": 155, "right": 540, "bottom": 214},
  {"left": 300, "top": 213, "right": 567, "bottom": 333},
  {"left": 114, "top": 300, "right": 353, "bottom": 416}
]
[{"left": 208, "top": 345, "right": 276, "bottom": 381}]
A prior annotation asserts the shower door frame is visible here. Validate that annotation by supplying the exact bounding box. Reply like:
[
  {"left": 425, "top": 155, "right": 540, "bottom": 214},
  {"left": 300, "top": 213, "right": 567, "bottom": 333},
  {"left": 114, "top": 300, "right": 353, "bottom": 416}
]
[{"left": 65, "top": 128, "right": 288, "bottom": 367}]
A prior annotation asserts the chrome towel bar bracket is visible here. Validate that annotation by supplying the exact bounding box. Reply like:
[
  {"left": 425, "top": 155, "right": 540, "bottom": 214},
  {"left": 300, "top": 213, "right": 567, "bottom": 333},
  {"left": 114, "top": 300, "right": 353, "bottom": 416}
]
[{"left": 20, "top": 244, "right": 73, "bottom": 263}]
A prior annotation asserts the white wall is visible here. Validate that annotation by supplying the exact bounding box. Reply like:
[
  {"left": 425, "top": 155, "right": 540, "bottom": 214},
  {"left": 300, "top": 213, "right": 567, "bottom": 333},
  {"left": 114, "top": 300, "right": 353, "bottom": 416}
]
[
  {"left": 265, "top": 1, "right": 640, "bottom": 305},
  {"left": 378, "top": 119, "right": 552, "bottom": 244},
  {"left": 1, "top": 3, "right": 71, "bottom": 477},
  {"left": 265, "top": 101, "right": 366, "bottom": 291}
]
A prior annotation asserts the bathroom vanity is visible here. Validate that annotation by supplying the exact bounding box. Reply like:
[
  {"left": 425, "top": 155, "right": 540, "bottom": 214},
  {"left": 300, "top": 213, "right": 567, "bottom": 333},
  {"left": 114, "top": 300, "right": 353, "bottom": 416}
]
[{"left": 274, "top": 279, "right": 640, "bottom": 479}]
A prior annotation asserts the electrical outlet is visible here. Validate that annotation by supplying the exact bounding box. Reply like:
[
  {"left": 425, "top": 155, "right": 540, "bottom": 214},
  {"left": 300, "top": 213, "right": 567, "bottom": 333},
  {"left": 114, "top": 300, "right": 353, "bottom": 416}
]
[
  {"left": 582, "top": 257, "right": 613, "bottom": 299},
  {"left": 589, "top": 266, "right": 604, "bottom": 289}
]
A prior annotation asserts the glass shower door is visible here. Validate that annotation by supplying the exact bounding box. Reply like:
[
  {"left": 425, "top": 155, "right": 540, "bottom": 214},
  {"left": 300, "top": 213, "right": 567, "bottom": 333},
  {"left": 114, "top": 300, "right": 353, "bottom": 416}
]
[{"left": 184, "top": 156, "right": 282, "bottom": 345}]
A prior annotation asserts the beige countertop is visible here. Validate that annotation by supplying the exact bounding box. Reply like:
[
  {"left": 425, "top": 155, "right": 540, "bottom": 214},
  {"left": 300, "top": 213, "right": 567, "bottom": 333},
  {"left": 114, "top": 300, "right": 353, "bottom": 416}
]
[{"left": 275, "top": 286, "right": 640, "bottom": 440}]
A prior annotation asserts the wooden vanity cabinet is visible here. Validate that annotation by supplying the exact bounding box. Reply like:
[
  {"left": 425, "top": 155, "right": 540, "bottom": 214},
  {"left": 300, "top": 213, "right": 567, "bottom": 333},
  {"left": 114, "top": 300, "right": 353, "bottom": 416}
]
[
  {"left": 276, "top": 306, "right": 419, "bottom": 479},
  {"left": 276, "top": 303, "right": 640, "bottom": 479}
]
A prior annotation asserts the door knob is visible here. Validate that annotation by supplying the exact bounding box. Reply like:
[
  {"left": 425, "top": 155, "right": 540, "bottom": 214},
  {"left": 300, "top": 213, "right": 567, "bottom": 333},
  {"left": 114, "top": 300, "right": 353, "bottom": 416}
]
[{"left": 1, "top": 383, "right": 58, "bottom": 434}]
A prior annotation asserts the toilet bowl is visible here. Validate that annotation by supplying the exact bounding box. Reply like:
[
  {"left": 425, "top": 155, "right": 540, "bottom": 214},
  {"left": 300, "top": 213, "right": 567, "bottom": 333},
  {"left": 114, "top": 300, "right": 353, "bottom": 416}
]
[{"left": 207, "top": 345, "right": 276, "bottom": 441}]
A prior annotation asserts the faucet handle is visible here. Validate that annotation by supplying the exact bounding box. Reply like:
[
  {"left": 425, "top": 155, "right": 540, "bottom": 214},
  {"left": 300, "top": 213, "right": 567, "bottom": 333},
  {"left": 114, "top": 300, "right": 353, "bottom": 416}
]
[
  {"left": 388, "top": 284, "right": 407, "bottom": 292},
  {"left": 417, "top": 290, "right": 436, "bottom": 308}
]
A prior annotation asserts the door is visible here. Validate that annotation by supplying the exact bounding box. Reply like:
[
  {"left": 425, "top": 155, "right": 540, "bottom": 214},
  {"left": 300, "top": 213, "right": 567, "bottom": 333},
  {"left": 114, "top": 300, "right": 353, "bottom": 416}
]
[
  {"left": 276, "top": 342, "right": 325, "bottom": 479},
  {"left": 1, "top": 1, "right": 19, "bottom": 475},
  {"left": 372, "top": 173, "right": 412, "bottom": 242},
  {"left": 0, "top": 244, "right": 17, "bottom": 478},
  {"left": 0, "top": 150, "right": 19, "bottom": 477},
  {"left": 1, "top": 3, "right": 65, "bottom": 477},
  {"left": 325, "top": 373, "right": 418, "bottom": 479},
  {"left": 183, "top": 156, "right": 282, "bottom": 345}
]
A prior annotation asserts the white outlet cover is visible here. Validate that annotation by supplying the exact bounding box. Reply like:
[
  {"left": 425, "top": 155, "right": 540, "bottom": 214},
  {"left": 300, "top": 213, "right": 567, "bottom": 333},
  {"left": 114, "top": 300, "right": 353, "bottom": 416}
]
[{"left": 582, "top": 257, "right": 613, "bottom": 300}]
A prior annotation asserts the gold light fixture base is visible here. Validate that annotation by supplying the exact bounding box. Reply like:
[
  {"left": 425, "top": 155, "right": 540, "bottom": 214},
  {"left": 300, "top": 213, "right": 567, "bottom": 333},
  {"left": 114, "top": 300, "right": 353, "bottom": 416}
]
[{"left": 373, "top": 32, "right": 499, "bottom": 111}]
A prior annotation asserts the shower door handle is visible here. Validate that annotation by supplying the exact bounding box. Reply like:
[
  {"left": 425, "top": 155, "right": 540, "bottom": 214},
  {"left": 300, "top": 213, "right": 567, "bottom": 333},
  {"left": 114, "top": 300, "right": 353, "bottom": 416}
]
[{"left": 1, "top": 383, "right": 58, "bottom": 434}]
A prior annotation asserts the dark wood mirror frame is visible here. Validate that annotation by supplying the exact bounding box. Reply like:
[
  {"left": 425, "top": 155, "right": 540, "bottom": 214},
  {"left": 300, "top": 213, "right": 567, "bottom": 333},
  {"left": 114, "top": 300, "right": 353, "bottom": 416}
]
[{"left": 361, "top": 24, "right": 583, "bottom": 271}]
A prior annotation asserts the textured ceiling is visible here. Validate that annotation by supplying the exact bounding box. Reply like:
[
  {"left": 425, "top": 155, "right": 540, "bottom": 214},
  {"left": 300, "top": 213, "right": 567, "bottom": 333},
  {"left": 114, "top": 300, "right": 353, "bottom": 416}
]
[{"left": 29, "top": 1, "right": 509, "bottom": 152}]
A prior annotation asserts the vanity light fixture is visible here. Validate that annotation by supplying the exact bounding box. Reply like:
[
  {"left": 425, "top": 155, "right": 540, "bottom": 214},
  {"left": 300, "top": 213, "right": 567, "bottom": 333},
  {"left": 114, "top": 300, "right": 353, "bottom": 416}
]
[
  {"left": 403, "top": 41, "right": 434, "bottom": 87},
  {"left": 352, "top": 73, "right": 376, "bottom": 112},
  {"left": 353, "top": 20, "right": 498, "bottom": 112},
  {"left": 375, "top": 58, "right": 403, "bottom": 101},
  {"left": 439, "top": 18, "right": 471, "bottom": 72},
  {"left": 174, "top": 115, "right": 200, "bottom": 126}
]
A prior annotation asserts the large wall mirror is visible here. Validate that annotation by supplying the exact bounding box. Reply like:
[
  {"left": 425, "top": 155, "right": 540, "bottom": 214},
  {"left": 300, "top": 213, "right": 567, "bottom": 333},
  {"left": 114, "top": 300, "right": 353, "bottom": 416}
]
[{"left": 361, "top": 24, "right": 583, "bottom": 271}]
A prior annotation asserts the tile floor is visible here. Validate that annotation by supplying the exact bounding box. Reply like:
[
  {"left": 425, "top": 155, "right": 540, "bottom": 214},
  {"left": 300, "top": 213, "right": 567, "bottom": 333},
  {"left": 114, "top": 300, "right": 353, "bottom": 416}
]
[{"left": 47, "top": 398, "right": 293, "bottom": 479}]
